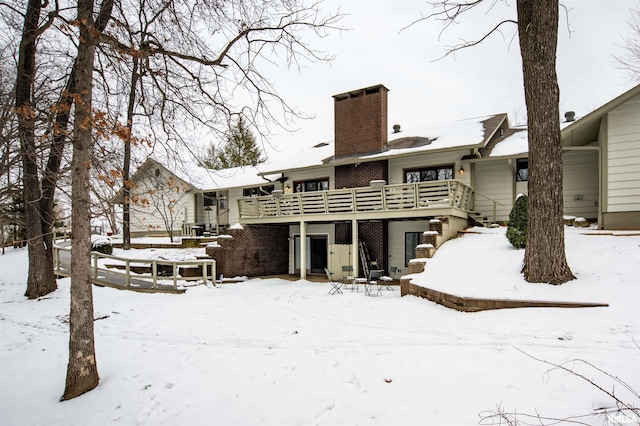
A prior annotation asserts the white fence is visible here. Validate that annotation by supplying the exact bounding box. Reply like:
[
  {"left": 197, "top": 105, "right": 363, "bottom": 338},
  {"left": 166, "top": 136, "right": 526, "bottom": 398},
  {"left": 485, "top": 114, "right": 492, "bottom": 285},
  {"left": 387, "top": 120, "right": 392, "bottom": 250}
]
[{"left": 53, "top": 245, "right": 216, "bottom": 293}]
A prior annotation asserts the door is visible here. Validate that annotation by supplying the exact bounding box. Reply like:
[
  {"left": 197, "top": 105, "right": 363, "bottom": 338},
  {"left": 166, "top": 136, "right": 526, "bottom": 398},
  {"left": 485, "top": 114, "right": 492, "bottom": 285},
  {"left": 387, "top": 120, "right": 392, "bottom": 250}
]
[
  {"left": 294, "top": 235, "right": 328, "bottom": 274},
  {"left": 309, "top": 236, "right": 327, "bottom": 274},
  {"left": 217, "top": 190, "right": 229, "bottom": 226},
  {"left": 328, "top": 244, "right": 353, "bottom": 279}
]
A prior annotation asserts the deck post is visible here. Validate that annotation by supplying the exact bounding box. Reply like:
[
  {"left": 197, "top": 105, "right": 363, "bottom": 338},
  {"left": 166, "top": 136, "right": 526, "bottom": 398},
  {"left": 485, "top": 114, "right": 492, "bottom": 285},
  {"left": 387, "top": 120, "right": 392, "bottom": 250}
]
[
  {"left": 54, "top": 246, "right": 59, "bottom": 272},
  {"left": 125, "top": 260, "right": 131, "bottom": 287},
  {"left": 202, "top": 260, "right": 208, "bottom": 285},
  {"left": 152, "top": 261, "right": 157, "bottom": 288},
  {"left": 299, "top": 219, "right": 307, "bottom": 279},
  {"left": 351, "top": 217, "right": 359, "bottom": 277},
  {"left": 173, "top": 263, "right": 178, "bottom": 289}
]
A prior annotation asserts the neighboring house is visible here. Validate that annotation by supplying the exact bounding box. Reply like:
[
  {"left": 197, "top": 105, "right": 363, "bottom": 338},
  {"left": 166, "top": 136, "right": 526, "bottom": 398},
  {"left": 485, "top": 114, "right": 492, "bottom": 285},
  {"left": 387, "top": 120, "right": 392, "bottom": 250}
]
[
  {"left": 119, "top": 83, "right": 640, "bottom": 279},
  {"left": 113, "top": 158, "right": 280, "bottom": 237}
]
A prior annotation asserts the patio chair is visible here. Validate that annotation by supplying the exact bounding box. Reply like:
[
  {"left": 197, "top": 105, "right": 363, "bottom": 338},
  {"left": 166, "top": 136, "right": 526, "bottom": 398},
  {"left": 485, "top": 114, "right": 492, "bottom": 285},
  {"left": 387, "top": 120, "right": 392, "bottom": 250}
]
[
  {"left": 365, "top": 269, "right": 384, "bottom": 297},
  {"left": 324, "top": 268, "right": 343, "bottom": 295},
  {"left": 341, "top": 265, "right": 355, "bottom": 291},
  {"left": 379, "top": 274, "right": 394, "bottom": 291},
  {"left": 389, "top": 266, "right": 398, "bottom": 279}
]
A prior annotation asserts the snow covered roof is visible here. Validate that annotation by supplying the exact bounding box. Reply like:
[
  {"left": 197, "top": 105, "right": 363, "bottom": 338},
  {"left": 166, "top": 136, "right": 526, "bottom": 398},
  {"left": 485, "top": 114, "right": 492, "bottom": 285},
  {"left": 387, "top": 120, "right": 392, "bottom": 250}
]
[
  {"left": 180, "top": 162, "right": 278, "bottom": 191},
  {"left": 364, "top": 115, "right": 501, "bottom": 160},
  {"left": 488, "top": 128, "right": 528, "bottom": 157},
  {"left": 260, "top": 114, "right": 507, "bottom": 174},
  {"left": 256, "top": 141, "right": 335, "bottom": 175}
]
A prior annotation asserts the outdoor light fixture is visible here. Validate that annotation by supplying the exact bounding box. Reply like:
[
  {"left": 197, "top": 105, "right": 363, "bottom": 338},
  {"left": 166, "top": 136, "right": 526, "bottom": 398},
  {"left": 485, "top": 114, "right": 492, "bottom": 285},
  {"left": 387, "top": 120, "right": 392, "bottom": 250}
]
[
  {"left": 459, "top": 167, "right": 465, "bottom": 176},
  {"left": 285, "top": 185, "right": 291, "bottom": 192}
]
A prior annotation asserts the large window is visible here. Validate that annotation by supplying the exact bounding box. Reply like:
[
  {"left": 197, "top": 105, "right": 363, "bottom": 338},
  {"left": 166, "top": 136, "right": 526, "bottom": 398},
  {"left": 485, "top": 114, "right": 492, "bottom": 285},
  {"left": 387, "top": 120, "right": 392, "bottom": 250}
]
[
  {"left": 405, "top": 232, "right": 422, "bottom": 266},
  {"left": 516, "top": 158, "right": 528, "bottom": 182},
  {"left": 404, "top": 165, "right": 454, "bottom": 183},
  {"left": 203, "top": 192, "right": 216, "bottom": 207},
  {"left": 243, "top": 185, "right": 274, "bottom": 197},
  {"left": 294, "top": 178, "right": 329, "bottom": 193}
]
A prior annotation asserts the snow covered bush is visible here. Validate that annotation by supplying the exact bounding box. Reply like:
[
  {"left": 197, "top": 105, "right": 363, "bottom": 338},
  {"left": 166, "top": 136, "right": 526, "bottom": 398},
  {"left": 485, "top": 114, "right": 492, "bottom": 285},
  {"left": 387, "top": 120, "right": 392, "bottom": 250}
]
[
  {"left": 507, "top": 194, "right": 528, "bottom": 249},
  {"left": 91, "top": 235, "right": 113, "bottom": 255}
]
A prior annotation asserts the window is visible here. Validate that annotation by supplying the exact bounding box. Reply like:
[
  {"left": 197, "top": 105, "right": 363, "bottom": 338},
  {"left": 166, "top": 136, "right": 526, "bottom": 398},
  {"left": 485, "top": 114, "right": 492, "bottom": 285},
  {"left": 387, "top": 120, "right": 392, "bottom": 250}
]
[
  {"left": 405, "top": 232, "right": 422, "bottom": 266},
  {"left": 404, "top": 165, "right": 454, "bottom": 183},
  {"left": 516, "top": 158, "right": 528, "bottom": 182},
  {"left": 293, "top": 178, "right": 329, "bottom": 193},
  {"left": 243, "top": 185, "right": 274, "bottom": 197},
  {"left": 203, "top": 192, "right": 216, "bottom": 207}
]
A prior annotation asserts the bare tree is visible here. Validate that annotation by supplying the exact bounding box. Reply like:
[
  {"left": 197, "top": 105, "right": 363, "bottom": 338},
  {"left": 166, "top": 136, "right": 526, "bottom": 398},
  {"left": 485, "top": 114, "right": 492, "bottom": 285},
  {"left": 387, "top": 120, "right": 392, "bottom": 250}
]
[
  {"left": 62, "top": 0, "right": 100, "bottom": 400},
  {"left": 0, "top": 50, "right": 21, "bottom": 253},
  {"left": 614, "top": 6, "right": 640, "bottom": 82},
  {"left": 14, "top": 0, "right": 59, "bottom": 298},
  {"left": 128, "top": 169, "right": 190, "bottom": 242},
  {"left": 90, "top": 0, "right": 341, "bottom": 248},
  {"left": 407, "top": 0, "right": 574, "bottom": 284},
  {"left": 479, "top": 347, "right": 640, "bottom": 425},
  {"left": 9, "top": 0, "right": 114, "bottom": 298}
]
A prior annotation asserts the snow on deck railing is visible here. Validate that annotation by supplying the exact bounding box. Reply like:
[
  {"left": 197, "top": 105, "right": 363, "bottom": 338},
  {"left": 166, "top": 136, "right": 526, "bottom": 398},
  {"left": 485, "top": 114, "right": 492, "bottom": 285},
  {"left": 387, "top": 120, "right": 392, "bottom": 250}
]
[
  {"left": 53, "top": 245, "right": 216, "bottom": 292},
  {"left": 238, "top": 180, "right": 472, "bottom": 219}
]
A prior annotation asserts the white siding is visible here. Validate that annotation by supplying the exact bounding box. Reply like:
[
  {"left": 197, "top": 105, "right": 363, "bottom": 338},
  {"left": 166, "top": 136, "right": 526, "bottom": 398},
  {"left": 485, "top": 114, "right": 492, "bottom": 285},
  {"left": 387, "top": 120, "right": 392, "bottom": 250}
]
[
  {"left": 607, "top": 94, "right": 640, "bottom": 212},
  {"left": 128, "top": 169, "right": 193, "bottom": 235},
  {"left": 227, "top": 187, "right": 244, "bottom": 225},
  {"left": 473, "top": 160, "right": 514, "bottom": 222},
  {"left": 388, "top": 220, "right": 430, "bottom": 275},
  {"left": 563, "top": 150, "right": 599, "bottom": 219}
]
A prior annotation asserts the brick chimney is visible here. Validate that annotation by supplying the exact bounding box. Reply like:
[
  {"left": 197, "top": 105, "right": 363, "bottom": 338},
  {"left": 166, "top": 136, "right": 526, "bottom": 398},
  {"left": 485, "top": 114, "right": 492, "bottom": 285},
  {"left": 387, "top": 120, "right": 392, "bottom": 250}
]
[{"left": 333, "top": 84, "right": 389, "bottom": 157}]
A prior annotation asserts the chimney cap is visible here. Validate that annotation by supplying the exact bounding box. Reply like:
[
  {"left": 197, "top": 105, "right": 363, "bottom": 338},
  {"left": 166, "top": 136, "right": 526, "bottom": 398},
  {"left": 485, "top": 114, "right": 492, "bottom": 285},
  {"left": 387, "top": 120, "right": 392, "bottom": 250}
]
[
  {"left": 564, "top": 111, "right": 576, "bottom": 122},
  {"left": 332, "top": 84, "right": 389, "bottom": 100},
  {"left": 392, "top": 124, "right": 401, "bottom": 133}
]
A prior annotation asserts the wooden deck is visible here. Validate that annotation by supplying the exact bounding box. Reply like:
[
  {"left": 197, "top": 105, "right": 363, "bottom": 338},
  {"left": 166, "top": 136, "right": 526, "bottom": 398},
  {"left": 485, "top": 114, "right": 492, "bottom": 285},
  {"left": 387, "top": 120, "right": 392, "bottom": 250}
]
[
  {"left": 53, "top": 245, "right": 216, "bottom": 294},
  {"left": 238, "top": 180, "right": 473, "bottom": 223}
]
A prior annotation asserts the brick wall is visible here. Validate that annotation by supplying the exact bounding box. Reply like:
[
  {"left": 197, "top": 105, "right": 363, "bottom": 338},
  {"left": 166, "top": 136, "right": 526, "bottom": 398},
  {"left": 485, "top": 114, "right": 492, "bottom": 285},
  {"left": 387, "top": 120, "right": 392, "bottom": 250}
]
[
  {"left": 334, "top": 221, "right": 387, "bottom": 275},
  {"left": 335, "top": 161, "right": 388, "bottom": 189},
  {"left": 205, "top": 225, "right": 288, "bottom": 277},
  {"left": 333, "top": 85, "right": 388, "bottom": 157}
]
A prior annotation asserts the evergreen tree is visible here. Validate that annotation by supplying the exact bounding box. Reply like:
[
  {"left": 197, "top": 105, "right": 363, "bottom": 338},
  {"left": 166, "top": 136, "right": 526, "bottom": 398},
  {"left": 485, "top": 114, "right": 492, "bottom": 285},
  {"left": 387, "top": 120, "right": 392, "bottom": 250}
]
[
  {"left": 507, "top": 194, "right": 528, "bottom": 249},
  {"left": 204, "top": 117, "right": 265, "bottom": 170}
]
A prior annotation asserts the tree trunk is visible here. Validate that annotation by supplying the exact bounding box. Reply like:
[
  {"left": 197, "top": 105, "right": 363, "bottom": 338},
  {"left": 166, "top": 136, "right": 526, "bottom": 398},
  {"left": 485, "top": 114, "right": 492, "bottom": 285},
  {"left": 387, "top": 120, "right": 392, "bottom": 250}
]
[
  {"left": 517, "top": 0, "right": 575, "bottom": 284},
  {"left": 16, "top": 0, "right": 58, "bottom": 299},
  {"left": 62, "top": 0, "right": 99, "bottom": 400},
  {"left": 122, "top": 57, "right": 139, "bottom": 250}
]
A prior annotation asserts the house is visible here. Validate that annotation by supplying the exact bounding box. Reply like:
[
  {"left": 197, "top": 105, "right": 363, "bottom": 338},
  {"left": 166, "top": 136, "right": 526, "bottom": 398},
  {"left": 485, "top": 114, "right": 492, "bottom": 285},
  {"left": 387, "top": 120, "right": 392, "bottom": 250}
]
[{"left": 120, "top": 83, "right": 640, "bottom": 279}]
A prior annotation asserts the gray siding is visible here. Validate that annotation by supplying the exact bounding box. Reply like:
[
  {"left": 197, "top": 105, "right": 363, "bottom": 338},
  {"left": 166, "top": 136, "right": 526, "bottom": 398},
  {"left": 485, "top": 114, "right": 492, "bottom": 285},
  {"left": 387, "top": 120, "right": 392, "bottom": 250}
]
[
  {"left": 473, "top": 160, "right": 514, "bottom": 222},
  {"left": 388, "top": 220, "right": 430, "bottom": 274},
  {"left": 563, "top": 150, "right": 599, "bottom": 219},
  {"left": 606, "top": 94, "right": 640, "bottom": 212}
]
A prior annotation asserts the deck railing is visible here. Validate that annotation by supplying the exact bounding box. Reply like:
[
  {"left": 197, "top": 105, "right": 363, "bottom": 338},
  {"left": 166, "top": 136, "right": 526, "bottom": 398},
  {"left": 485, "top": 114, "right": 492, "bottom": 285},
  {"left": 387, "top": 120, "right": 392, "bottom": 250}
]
[
  {"left": 238, "top": 180, "right": 473, "bottom": 219},
  {"left": 53, "top": 245, "right": 216, "bottom": 292}
]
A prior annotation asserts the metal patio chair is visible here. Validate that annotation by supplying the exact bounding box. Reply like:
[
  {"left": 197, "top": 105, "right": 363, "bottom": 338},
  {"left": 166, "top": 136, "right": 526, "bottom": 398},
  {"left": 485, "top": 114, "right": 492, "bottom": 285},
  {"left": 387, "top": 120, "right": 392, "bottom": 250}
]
[
  {"left": 341, "top": 265, "right": 355, "bottom": 291},
  {"left": 365, "top": 269, "right": 384, "bottom": 297},
  {"left": 324, "top": 268, "right": 343, "bottom": 295}
]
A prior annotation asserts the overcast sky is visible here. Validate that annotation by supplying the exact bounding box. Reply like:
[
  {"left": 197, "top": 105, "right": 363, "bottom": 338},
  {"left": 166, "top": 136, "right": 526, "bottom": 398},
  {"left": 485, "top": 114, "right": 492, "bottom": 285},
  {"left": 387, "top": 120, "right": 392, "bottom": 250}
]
[{"left": 257, "top": 0, "right": 639, "bottom": 157}]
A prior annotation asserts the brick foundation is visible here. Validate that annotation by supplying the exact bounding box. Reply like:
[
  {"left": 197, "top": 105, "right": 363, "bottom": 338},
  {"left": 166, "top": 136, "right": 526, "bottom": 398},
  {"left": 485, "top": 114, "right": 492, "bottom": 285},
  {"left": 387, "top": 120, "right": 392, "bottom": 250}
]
[{"left": 205, "top": 225, "right": 288, "bottom": 278}]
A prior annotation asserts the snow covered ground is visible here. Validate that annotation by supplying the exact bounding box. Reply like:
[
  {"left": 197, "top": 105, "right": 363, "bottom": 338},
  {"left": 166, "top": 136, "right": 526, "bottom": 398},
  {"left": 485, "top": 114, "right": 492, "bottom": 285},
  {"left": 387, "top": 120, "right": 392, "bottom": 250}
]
[{"left": 1, "top": 226, "right": 638, "bottom": 425}]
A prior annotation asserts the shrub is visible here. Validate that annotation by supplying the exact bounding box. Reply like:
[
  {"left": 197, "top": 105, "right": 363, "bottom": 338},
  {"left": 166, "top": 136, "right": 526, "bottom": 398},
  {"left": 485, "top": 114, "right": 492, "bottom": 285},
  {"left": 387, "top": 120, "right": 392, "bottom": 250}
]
[
  {"left": 507, "top": 193, "right": 528, "bottom": 249},
  {"left": 91, "top": 235, "right": 113, "bottom": 255}
]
